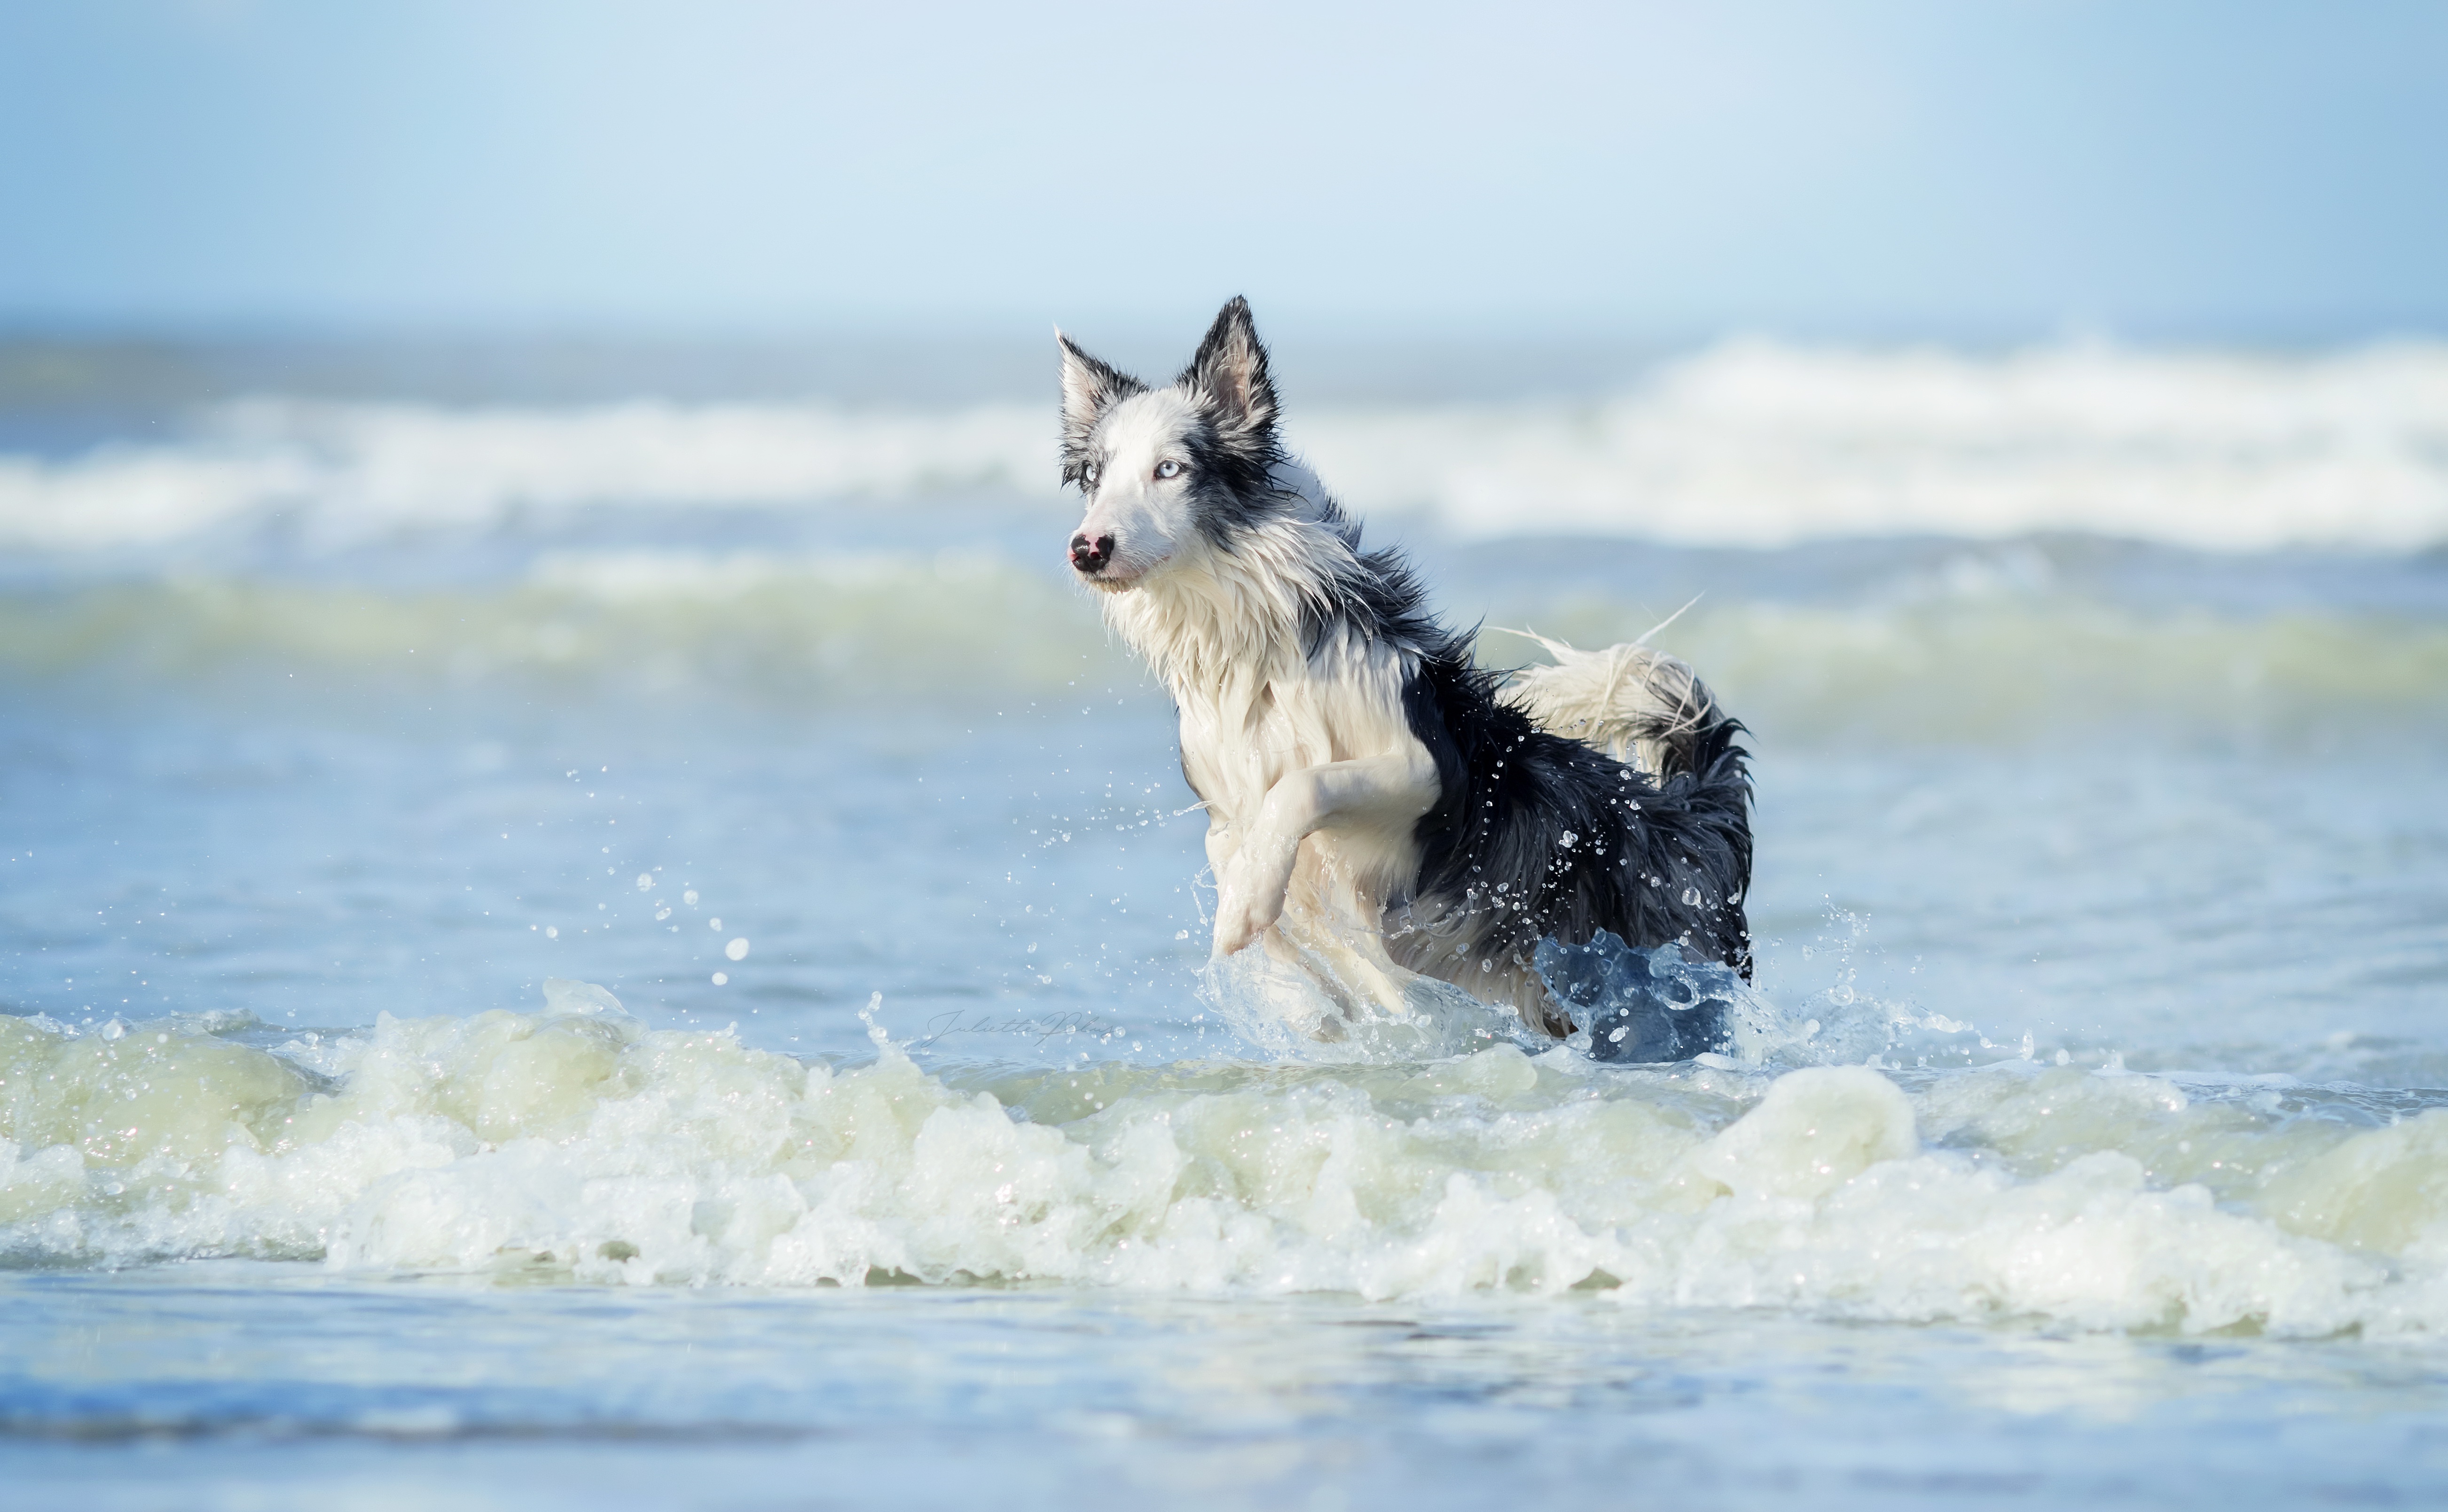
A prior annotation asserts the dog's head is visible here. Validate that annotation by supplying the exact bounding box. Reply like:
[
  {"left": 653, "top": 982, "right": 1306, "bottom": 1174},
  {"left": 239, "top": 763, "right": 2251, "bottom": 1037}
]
[{"left": 1057, "top": 296, "right": 1284, "bottom": 592}]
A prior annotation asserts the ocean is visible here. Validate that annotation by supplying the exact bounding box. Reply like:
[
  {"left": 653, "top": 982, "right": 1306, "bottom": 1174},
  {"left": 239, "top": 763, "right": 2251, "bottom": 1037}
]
[{"left": 3, "top": 332, "right": 2447, "bottom": 1508}]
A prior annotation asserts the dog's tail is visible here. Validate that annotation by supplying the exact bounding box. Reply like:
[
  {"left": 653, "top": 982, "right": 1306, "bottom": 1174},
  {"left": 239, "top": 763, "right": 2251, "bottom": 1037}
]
[{"left": 1494, "top": 628, "right": 1735, "bottom": 780}]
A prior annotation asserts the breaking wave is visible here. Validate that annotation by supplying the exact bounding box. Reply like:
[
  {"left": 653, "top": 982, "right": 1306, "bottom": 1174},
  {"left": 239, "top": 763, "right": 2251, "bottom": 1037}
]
[
  {"left": 5, "top": 556, "right": 2441, "bottom": 743},
  {"left": 0, "top": 552, "right": 1111, "bottom": 705},
  {"left": 6, "top": 338, "right": 2448, "bottom": 551},
  {"left": 6, "top": 994, "right": 2447, "bottom": 1335},
  {"left": 1323, "top": 338, "right": 2448, "bottom": 549}
]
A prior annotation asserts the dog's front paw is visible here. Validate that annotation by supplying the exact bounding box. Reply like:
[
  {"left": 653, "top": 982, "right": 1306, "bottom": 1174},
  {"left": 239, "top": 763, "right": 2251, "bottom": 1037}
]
[
  {"left": 1211, "top": 860, "right": 1289, "bottom": 959},
  {"left": 1210, "top": 893, "right": 1269, "bottom": 959}
]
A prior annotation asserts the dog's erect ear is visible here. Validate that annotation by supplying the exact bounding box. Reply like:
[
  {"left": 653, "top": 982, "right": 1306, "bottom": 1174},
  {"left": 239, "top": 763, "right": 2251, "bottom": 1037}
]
[
  {"left": 1057, "top": 330, "right": 1145, "bottom": 479},
  {"left": 1181, "top": 296, "right": 1278, "bottom": 446}
]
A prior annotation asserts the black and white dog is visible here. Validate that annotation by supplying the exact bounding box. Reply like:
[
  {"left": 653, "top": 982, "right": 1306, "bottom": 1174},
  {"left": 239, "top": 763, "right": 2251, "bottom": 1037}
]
[{"left": 1060, "top": 298, "right": 1753, "bottom": 1051}]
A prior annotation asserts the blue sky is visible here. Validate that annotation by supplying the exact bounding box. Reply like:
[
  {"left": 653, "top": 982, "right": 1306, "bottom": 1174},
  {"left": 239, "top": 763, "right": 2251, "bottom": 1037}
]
[{"left": 1, "top": 0, "right": 2442, "bottom": 337}]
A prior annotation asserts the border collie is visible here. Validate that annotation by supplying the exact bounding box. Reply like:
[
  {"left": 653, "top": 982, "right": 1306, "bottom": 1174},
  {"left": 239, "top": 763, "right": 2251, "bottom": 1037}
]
[{"left": 1059, "top": 298, "right": 1753, "bottom": 1052}]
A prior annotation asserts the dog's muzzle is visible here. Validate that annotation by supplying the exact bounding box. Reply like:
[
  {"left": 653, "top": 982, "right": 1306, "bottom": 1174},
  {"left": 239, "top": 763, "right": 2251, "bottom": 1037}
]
[{"left": 1069, "top": 533, "right": 1114, "bottom": 575}]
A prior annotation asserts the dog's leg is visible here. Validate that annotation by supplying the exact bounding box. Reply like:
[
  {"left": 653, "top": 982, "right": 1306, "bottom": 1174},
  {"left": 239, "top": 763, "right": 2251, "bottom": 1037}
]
[
  {"left": 1202, "top": 815, "right": 1240, "bottom": 871},
  {"left": 1212, "top": 749, "right": 1440, "bottom": 959}
]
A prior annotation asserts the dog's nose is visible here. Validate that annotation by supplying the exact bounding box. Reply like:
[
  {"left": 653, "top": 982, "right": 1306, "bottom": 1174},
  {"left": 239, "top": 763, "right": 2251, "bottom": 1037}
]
[{"left": 1069, "top": 533, "right": 1114, "bottom": 574}]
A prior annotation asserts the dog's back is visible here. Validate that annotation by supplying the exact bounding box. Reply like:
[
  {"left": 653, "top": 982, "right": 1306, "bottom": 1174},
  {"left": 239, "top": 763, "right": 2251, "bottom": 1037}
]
[{"left": 1388, "top": 631, "right": 1753, "bottom": 1037}]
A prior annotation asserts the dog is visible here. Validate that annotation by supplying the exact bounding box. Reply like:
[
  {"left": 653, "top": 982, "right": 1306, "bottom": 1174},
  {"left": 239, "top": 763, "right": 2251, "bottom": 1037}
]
[{"left": 1059, "top": 297, "right": 1753, "bottom": 1052}]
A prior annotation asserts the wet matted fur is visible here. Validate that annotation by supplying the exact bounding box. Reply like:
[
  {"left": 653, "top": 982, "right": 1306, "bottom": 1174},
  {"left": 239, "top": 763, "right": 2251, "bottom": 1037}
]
[{"left": 1059, "top": 298, "right": 1752, "bottom": 1041}]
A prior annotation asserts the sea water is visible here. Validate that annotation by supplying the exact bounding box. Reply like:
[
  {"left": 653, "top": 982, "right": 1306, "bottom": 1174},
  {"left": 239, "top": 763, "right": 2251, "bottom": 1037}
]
[{"left": 3, "top": 335, "right": 2448, "bottom": 1508}]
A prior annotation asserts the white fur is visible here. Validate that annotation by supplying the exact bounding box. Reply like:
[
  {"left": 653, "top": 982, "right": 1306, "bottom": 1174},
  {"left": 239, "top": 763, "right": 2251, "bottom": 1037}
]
[
  {"left": 1072, "top": 424, "right": 1443, "bottom": 1021},
  {"left": 1069, "top": 390, "right": 1205, "bottom": 587},
  {"left": 1495, "top": 629, "right": 1715, "bottom": 779}
]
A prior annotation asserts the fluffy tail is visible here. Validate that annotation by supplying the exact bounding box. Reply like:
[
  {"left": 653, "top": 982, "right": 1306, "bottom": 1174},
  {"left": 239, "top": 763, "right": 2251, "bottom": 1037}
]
[{"left": 1494, "top": 628, "right": 1730, "bottom": 779}]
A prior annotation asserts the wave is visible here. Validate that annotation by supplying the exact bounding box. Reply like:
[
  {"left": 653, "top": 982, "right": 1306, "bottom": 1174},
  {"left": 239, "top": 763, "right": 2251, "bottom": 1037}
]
[
  {"left": 7, "top": 557, "right": 2442, "bottom": 742},
  {"left": 5, "top": 995, "right": 2446, "bottom": 1334},
  {"left": 0, "top": 553, "right": 1114, "bottom": 704},
  {"left": 6, "top": 339, "right": 2448, "bottom": 552},
  {"left": 0, "top": 399, "right": 1053, "bottom": 551},
  {"left": 1320, "top": 338, "right": 2448, "bottom": 549}
]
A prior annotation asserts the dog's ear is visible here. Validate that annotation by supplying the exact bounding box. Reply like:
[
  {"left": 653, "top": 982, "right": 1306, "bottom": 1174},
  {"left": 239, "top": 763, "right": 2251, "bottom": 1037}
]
[
  {"left": 1181, "top": 296, "right": 1279, "bottom": 447},
  {"left": 1057, "top": 330, "right": 1145, "bottom": 483}
]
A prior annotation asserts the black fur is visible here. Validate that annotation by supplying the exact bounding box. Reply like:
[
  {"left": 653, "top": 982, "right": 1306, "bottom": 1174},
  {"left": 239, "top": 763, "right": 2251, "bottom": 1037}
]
[
  {"left": 1174, "top": 299, "right": 1290, "bottom": 542},
  {"left": 1395, "top": 623, "right": 1754, "bottom": 1032},
  {"left": 1177, "top": 413, "right": 1285, "bottom": 546}
]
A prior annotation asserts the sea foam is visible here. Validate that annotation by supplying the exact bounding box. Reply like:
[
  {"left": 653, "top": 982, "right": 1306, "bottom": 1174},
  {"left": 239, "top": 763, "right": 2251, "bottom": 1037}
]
[{"left": 5, "top": 995, "right": 2445, "bottom": 1334}]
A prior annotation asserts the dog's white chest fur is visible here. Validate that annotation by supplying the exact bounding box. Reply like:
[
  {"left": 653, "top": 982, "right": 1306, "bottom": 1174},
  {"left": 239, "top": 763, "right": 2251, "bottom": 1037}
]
[
  {"left": 1121, "top": 583, "right": 1438, "bottom": 1017},
  {"left": 1174, "top": 631, "right": 1415, "bottom": 828}
]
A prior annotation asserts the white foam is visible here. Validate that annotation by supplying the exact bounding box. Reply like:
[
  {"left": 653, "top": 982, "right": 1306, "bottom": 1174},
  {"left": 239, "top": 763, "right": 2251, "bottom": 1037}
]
[
  {"left": 5, "top": 1004, "right": 2447, "bottom": 1334},
  {"left": 0, "top": 398, "right": 1052, "bottom": 550},
  {"left": 1302, "top": 338, "right": 2448, "bottom": 549},
  {"left": 4, "top": 339, "right": 2445, "bottom": 552}
]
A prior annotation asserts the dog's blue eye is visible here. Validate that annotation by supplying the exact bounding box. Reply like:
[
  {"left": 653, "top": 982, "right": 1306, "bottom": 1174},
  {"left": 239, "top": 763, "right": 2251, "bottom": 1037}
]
[{"left": 1155, "top": 460, "right": 1183, "bottom": 480}]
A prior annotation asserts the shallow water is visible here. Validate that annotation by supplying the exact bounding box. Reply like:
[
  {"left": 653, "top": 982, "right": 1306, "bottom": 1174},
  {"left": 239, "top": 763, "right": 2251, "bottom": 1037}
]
[
  {"left": 5, "top": 337, "right": 2448, "bottom": 1506},
  {"left": 9, "top": 1270, "right": 2448, "bottom": 1512}
]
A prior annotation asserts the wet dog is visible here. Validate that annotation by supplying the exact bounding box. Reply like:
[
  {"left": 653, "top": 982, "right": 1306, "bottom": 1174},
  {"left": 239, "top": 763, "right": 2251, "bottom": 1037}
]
[{"left": 1060, "top": 298, "right": 1752, "bottom": 1054}]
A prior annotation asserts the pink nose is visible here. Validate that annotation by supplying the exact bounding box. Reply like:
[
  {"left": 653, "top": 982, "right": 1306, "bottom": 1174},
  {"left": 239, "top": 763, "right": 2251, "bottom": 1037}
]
[{"left": 1070, "top": 533, "right": 1113, "bottom": 573}]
